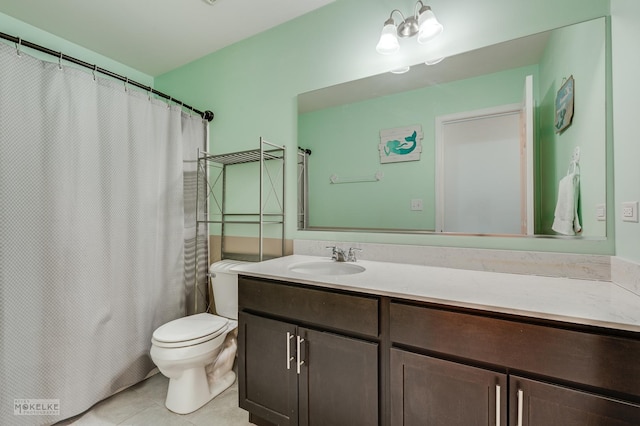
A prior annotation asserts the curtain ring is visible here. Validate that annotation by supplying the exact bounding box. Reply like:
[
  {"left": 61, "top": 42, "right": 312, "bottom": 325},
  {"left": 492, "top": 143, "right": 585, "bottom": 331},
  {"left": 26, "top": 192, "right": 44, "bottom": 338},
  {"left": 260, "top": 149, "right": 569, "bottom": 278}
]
[
  {"left": 124, "top": 77, "right": 129, "bottom": 92},
  {"left": 167, "top": 97, "right": 172, "bottom": 108},
  {"left": 147, "top": 86, "right": 153, "bottom": 101},
  {"left": 92, "top": 65, "right": 98, "bottom": 81},
  {"left": 15, "top": 38, "right": 22, "bottom": 56},
  {"left": 58, "top": 52, "right": 63, "bottom": 70}
]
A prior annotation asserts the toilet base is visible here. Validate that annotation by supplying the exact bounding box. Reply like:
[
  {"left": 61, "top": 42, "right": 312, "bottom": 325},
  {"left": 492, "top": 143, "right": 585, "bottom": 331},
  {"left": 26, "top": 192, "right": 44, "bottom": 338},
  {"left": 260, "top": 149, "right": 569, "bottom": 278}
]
[{"left": 165, "top": 369, "right": 236, "bottom": 414}]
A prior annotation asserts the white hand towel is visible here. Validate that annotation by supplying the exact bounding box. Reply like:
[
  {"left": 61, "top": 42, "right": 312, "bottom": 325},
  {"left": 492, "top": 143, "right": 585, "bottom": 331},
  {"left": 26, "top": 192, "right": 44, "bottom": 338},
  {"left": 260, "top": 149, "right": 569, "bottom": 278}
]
[{"left": 552, "top": 169, "right": 581, "bottom": 235}]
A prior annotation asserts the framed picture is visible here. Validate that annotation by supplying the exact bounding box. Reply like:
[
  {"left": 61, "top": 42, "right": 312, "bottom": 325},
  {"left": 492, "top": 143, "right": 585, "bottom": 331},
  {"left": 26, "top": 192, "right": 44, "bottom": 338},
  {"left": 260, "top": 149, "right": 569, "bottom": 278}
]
[
  {"left": 555, "top": 75, "right": 574, "bottom": 133},
  {"left": 378, "top": 125, "right": 423, "bottom": 163}
]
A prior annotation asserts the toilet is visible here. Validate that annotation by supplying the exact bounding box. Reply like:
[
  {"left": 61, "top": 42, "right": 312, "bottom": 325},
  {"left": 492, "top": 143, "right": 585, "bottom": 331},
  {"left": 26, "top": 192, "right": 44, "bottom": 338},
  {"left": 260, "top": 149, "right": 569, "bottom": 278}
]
[{"left": 150, "top": 259, "right": 246, "bottom": 414}]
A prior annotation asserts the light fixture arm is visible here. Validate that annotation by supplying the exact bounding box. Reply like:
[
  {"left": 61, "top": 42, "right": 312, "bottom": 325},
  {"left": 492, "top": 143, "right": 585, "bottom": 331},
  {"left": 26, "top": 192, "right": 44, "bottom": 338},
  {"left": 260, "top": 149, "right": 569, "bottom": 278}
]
[
  {"left": 386, "top": 9, "right": 406, "bottom": 26},
  {"left": 413, "top": 1, "right": 426, "bottom": 18}
]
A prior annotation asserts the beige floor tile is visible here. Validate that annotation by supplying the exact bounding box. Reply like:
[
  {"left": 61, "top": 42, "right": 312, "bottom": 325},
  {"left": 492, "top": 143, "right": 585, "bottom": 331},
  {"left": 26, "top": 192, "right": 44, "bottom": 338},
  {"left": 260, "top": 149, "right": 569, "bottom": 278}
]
[
  {"left": 56, "top": 372, "right": 251, "bottom": 426},
  {"left": 130, "top": 373, "right": 170, "bottom": 406},
  {"left": 183, "top": 385, "right": 252, "bottom": 426},
  {"left": 119, "top": 404, "right": 197, "bottom": 426}
]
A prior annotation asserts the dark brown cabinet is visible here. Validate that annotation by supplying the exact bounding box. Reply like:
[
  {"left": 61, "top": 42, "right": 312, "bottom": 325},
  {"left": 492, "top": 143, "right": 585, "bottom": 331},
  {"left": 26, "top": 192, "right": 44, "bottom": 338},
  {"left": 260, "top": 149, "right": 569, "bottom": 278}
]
[
  {"left": 238, "top": 312, "right": 297, "bottom": 426},
  {"left": 390, "top": 349, "right": 507, "bottom": 426},
  {"left": 299, "top": 328, "right": 378, "bottom": 426},
  {"left": 238, "top": 277, "right": 379, "bottom": 426},
  {"left": 390, "top": 300, "right": 640, "bottom": 426},
  {"left": 510, "top": 376, "right": 640, "bottom": 426},
  {"left": 239, "top": 275, "right": 640, "bottom": 426}
]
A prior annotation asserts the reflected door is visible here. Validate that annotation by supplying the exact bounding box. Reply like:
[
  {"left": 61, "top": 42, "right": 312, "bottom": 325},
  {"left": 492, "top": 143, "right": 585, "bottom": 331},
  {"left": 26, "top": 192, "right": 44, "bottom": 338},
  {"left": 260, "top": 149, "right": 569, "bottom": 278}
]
[{"left": 436, "top": 108, "right": 521, "bottom": 234}]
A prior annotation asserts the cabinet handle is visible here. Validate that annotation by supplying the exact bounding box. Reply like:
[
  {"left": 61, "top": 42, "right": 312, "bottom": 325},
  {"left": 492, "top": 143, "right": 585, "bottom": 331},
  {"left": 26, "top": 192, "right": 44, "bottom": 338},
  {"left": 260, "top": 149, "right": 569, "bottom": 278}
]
[
  {"left": 516, "top": 389, "right": 524, "bottom": 426},
  {"left": 495, "top": 384, "right": 501, "bottom": 426},
  {"left": 296, "top": 335, "right": 305, "bottom": 374},
  {"left": 286, "top": 332, "right": 294, "bottom": 370}
]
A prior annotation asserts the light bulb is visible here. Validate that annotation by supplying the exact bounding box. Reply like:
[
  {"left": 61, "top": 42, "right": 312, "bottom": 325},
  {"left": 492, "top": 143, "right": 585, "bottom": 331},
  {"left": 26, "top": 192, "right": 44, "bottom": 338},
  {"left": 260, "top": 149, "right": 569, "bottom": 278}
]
[
  {"left": 417, "top": 9, "right": 443, "bottom": 44},
  {"left": 376, "top": 22, "right": 400, "bottom": 55}
]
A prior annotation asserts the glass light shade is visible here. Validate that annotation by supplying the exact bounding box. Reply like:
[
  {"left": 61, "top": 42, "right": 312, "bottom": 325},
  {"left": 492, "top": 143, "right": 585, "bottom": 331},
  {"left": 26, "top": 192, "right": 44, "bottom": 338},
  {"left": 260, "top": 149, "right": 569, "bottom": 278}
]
[
  {"left": 424, "top": 56, "right": 444, "bottom": 65},
  {"left": 417, "top": 10, "right": 443, "bottom": 44},
  {"left": 390, "top": 66, "right": 410, "bottom": 74},
  {"left": 376, "top": 23, "right": 400, "bottom": 55}
]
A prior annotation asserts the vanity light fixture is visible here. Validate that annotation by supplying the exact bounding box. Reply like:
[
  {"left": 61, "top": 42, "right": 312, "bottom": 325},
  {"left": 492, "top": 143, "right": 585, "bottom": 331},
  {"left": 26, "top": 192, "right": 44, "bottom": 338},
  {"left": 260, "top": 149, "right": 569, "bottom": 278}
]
[
  {"left": 424, "top": 56, "right": 444, "bottom": 65},
  {"left": 390, "top": 66, "right": 411, "bottom": 74},
  {"left": 376, "top": 1, "right": 443, "bottom": 55}
]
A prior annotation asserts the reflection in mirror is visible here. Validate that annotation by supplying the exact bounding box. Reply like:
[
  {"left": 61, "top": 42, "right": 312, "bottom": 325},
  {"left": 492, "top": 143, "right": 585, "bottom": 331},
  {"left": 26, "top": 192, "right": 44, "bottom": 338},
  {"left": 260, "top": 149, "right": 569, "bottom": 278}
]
[{"left": 297, "top": 17, "right": 607, "bottom": 237}]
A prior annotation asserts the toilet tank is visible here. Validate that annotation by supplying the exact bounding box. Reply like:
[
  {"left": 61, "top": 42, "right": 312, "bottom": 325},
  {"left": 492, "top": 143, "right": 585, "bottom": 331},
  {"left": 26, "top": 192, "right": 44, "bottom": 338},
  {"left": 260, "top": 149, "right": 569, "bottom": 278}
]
[{"left": 209, "top": 260, "right": 247, "bottom": 320}]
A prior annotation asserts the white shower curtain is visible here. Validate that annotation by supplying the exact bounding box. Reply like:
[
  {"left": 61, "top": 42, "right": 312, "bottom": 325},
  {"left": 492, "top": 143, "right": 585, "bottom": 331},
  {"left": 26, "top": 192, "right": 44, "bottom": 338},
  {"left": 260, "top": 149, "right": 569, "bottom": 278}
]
[{"left": 0, "top": 43, "right": 206, "bottom": 425}]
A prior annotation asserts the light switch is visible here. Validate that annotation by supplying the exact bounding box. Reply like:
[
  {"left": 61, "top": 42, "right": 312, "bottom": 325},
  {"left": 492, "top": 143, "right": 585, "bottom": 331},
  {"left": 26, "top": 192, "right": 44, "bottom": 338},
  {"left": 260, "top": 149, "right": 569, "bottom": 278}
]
[{"left": 621, "top": 201, "right": 639, "bottom": 222}]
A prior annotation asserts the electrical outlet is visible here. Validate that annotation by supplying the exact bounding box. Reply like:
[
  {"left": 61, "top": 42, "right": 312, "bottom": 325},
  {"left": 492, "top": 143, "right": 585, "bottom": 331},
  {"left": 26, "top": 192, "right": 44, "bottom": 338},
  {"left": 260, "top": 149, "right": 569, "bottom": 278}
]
[
  {"left": 621, "top": 201, "right": 639, "bottom": 222},
  {"left": 410, "top": 199, "right": 423, "bottom": 211},
  {"left": 595, "top": 204, "right": 606, "bottom": 221}
]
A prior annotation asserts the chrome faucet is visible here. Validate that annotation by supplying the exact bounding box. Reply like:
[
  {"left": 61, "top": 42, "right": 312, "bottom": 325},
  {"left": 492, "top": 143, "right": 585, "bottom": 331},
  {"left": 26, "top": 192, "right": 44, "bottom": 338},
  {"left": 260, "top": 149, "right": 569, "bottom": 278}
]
[
  {"left": 347, "top": 247, "right": 362, "bottom": 262},
  {"left": 327, "top": 246, "right": 362, "bottom": 262},
  {"left": 327, "top": 246, "right": 347, "bottom": 262}
]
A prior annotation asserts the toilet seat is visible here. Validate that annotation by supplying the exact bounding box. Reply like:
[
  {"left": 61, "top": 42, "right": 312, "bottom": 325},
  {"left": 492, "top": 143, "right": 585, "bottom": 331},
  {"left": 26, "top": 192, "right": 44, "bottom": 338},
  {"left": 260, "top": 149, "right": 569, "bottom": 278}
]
[{"left": 152, "top": 313, "right": 229, "bottom": 348}]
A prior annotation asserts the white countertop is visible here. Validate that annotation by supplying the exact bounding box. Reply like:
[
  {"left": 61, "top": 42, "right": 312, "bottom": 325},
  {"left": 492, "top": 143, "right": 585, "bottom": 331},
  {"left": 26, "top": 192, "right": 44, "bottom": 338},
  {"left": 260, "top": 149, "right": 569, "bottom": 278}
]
[{"left": 233, "top": 255, "right": 640, "bottom": 333}]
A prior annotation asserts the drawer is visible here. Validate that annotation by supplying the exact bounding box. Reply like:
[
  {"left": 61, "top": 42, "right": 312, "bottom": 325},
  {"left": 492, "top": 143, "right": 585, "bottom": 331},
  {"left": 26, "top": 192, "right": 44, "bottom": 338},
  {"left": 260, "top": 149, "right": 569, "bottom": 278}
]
[
  {"left": 239, "top": 276, "right": 379, "bottom": 338},
  {"left": 390, "top": 301, "right": 640, "bottom": 399}
]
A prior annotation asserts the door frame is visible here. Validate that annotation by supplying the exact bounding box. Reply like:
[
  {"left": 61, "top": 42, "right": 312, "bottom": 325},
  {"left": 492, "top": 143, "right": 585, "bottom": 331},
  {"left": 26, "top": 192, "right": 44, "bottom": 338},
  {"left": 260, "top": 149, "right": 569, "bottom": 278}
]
[{"left": 435, "top": 103, "right": 531, "bottom": 234}]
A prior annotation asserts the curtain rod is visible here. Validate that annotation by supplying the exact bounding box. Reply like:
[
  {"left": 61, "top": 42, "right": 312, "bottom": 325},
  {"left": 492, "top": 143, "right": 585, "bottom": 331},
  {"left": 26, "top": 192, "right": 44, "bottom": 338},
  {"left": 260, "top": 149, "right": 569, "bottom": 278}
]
[{"left": 0, "top": 31, "right": 215, "bottom": 122}]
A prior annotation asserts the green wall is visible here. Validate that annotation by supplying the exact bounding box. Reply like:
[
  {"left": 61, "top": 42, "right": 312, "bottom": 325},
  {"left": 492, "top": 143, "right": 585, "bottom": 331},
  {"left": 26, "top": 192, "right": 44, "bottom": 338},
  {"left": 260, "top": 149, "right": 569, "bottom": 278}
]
[
  {"left": 157, "top": 0, "right": 614, "bottom": 254},
  {"left": 0, "top": 12, "right": 153, "bottom": 87},
  {"left": 300, "top": 65, "right": 538, "bottom": 230},
  {"left": 611, "top": 0, "right": 640, "bottom": 263},
  {"left": 537, "top": 18, "right": 607, "bottom": 237}
]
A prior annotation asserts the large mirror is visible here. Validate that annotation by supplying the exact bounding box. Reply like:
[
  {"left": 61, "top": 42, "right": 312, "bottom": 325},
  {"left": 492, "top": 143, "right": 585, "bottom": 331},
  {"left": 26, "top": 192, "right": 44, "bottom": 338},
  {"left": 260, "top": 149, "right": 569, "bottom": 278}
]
[{"left": 297, "top": 17, "right": 607, "bottom": 237}]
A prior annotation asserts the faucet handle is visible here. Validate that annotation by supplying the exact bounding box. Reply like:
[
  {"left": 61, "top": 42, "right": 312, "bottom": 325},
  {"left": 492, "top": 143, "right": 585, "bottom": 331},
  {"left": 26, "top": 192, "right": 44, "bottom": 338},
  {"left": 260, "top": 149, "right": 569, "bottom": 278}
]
[
  {"left": 326, "top": 246, "right": 339, "bottom": 260},
  {"left": 347, "top": 247, "right": 363, "bottom": 262}
]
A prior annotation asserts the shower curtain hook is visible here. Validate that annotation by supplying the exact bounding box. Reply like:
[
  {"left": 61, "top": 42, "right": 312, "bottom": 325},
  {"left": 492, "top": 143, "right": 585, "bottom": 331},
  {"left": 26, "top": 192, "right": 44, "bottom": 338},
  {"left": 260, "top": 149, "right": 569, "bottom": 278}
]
[
  {"left": 92, "top": 65, "right": 98, "bottom": 81},
  {"left": 15, "top": 38, "right": 22, "bottom": 56},
  {"left": 124, "top": 77, "right": 129, "bottom": 92},
  {"left": 167, "top": 97, "right": 172, "bottom": 108},
  {"left": 58, "top": 52, "right": 63, "bottom": 70}
]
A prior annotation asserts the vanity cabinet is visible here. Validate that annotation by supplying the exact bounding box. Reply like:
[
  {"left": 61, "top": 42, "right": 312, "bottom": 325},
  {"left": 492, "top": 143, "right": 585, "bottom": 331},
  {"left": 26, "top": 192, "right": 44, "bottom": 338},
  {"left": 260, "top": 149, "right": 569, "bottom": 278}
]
[
  {"left": 390, "top": 349, "right": 507, "bottom": 425},
  {"left": 238, "top": 273, "right": 640, "bottom": 426},
  {"left": 238, "top": 276, "right": 380, "bottom": 426},
  {"left": 390, "top": 301, "right": 640, "bottom": 426},
  {"left": 509, "top": 375, "right": 640, "bottom": 425}
]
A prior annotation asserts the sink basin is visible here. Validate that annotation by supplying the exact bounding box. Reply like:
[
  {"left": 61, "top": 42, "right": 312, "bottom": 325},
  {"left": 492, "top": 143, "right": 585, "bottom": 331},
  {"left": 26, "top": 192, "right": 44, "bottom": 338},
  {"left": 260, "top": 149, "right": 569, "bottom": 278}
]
[{"left": 288, "top": 261, "right": 365, "bottom": 276}]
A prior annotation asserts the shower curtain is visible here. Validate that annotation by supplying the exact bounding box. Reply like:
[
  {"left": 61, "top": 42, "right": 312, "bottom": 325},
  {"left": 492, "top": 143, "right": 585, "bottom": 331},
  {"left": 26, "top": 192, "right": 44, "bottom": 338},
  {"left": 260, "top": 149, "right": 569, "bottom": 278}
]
[{"left": 0, "top": 43, "right": 206, "bottom": 425}]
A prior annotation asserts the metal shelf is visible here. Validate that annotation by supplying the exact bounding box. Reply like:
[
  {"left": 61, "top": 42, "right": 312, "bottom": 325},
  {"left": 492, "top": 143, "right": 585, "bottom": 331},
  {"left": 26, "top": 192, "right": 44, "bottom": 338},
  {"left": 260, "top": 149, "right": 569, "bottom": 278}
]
[
  {"left": 195, "top": 136, "right": 286, "bottom": 262},
  {"left": 198, "top": 147, "right": 284, "bottom": 165}
]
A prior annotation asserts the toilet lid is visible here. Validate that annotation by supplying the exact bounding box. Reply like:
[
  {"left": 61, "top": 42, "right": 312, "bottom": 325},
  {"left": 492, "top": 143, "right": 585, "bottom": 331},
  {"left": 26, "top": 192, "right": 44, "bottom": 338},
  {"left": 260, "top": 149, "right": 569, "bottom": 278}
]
[{"left": 152, "top": 313, "right": 229, "bottom": 344}]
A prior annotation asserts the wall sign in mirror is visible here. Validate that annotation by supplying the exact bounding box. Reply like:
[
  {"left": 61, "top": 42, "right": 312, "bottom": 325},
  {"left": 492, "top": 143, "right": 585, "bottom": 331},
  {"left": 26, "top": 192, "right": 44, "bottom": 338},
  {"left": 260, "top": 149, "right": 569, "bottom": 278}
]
[
  {"left": 298, "top": 18, "right": 607, "bottom": 238},
  {"left": 379, "top": 125, "right": 423, "bottom": 163},
  {"left": 555, "top": 75, "right": 575, "bottom": 134}
]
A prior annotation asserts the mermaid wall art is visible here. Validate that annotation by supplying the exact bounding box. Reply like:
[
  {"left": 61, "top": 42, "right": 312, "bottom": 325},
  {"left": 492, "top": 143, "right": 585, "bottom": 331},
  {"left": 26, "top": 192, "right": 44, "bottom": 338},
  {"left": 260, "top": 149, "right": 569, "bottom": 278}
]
[{"left": 378, "top": 125, "right": 423, "bottom": 163}]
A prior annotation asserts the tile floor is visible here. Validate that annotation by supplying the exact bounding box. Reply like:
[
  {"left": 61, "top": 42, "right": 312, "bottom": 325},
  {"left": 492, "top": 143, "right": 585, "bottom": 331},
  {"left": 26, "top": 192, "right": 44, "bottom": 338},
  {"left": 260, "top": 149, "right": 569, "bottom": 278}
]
[{"left": 55, "top": 372, "right": 253, "bottom": 426}]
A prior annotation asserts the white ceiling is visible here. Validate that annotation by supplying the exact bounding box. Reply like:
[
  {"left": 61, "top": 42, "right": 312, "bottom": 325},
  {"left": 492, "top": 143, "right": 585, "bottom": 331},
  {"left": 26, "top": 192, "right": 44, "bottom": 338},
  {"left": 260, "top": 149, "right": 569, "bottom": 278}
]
[{"left": 0, "top": 0, "right": 335, "bottom": 76}]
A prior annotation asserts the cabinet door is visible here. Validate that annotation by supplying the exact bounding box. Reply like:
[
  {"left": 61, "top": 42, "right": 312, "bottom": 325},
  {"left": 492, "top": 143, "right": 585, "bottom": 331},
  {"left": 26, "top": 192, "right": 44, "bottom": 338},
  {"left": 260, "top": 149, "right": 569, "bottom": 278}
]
[
  {"left": 298, "top": 328, "right": 379, "bottom": 426},
  {"left": 238, "top": 312, "right": 298, "bottom": 426},
  {"left": 390, "top": 348, "right": 507, "bottom": 426},
  {"left": 510, "top": 376, "right": 640, "bottom": 426}
]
